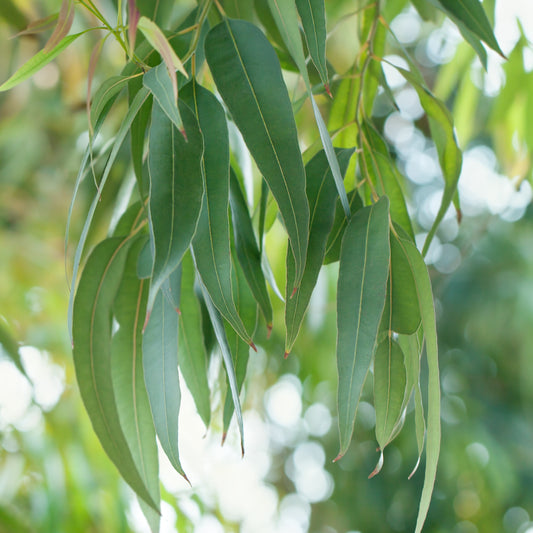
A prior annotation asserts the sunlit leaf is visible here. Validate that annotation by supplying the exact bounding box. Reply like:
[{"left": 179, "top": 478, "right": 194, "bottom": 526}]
[
  {"left": 229, "top": 170, "right": 273, "bottom": 330},
  {"left": 286, "top": 148, "right": 354, "bottom": 353},
  {"left": 72, "top": 236, "right": 158, "bottom": 511},
  {"left": 205, "top": 18, "right": 309, "bottom": 289},
  {"left": 111, "top": 238, "right": 160, "bottom": 532},
  {"left": 0, "top": 32, "right": 84, "bottom": 92},
  {"left": 336, "top": 196, "right": 390, "bottom": 460},
  {"left": 147, "top": 100, "right": 203, "bottom": 309},
  {"left": 394, "top": 66, "right": 462, "bottom": 256},
  {"left": 182, "top": 81, "right": 253, "bottom": 345},
  {"left": 143, "top": 289, "right": 187, "bottom": 478},
  {"left": 178, "top": 253, "right": 211, "bottom": 428}
]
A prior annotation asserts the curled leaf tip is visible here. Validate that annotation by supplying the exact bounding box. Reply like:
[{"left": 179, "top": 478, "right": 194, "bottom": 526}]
[
  {"left": 284, "top": 351, "right": 290, "bottom": 359},
  {"left": 408, "top": 456, "right": 422, "bottom": 480},
  {"left": 368, "top": 451, "right": 384, "bottom": 479},
  {"left": 181, "top": 471, "right": 192, "bottom": 487},
  {"left": 266, "top": 323, "right": 273, "bottom": 339},
  {"left": 249, "top": 341, "right": 258, "bottom": 352},
  {"left": 332, "top": 452, "right": 344, "bottom": 463}
]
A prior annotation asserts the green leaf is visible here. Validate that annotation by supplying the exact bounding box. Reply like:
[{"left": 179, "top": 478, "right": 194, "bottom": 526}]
[
  {"left": 373, "top": 338, "right": 407, "bottom": 450},
  {"left": 181, "top": 81, "right": 253, "bottom": 345},
  {"left": 229, "top": 170, "right": 273, "bottom": 330},
  {"left": 136, "top": 0, "right": 174, "bottom": 29},
  {"left": 205, "top": 19, "right": 309, "bottom": 289},
  {"left": 361, "top": 121, "right": 414, "bottom": 240},
  {"left": 390, "top": 232, "right": 421, "bottom": 334},
  {"left": 0, "top": 0, "right": 28, "bottom": 30},
  {"left": 324, "top": 190, "right": 363, "bottom": 265},
  {"left": 178, "top": 253, "right": 211, "bottom": 428},
  {"left": 434, "top": 0, "right": 504, "bottom": 57},
  {"left": 147, "top": 99, "right": 203, "bottom": 308},
  {"left": 111, "top": 238, "right": 160, "bottom": 532},
  {"left": 143, "top": 62, "right": 183, "bottom": 130},
  {"left": 91, "top": 76, "right": 131, "bottom": 129},
  {"left": 143, "top": 289, "right": 187, "bottom": 478},
  {"left": 198, "top": 281, "right": 245, "bottom": 455},
  {"left": 72, "top": 237, "right": 158, "bottom": 511},
  {"left": 68, "top": 87, "right": 150, "bottom": 339},
  {"left": 296, "top": 0, "right": 329, "bottom": 87},
  {"left": 335, "top": 196, "right": 390, "bottom": 460},
  {"left": 0, "top": 32, "right": 85, "bottom": 92},
  {"left": 285, "top": 148, "right": 354, "bottom": 353},
  {"left": 223, "top": 243, "right": 258, "bottom": 436},
  {"left": 396, "top": 237, "right": 441, "bottom": 533},
  {"left": 43, "top": 0, "right": 75, "bottom": 53},
  {"left": 394, "top": 66, "right": 463, "bottom": 256}
]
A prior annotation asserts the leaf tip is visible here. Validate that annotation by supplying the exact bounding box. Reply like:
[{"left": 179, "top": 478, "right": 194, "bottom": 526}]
[
  {"left": 325, "top": 84, "right": 332, "bottom": 98},
  {"left": 332, "top": 452, "right": 344, "bottom": 463},
  {"left": 221, "top": 432, "right": 227, "bottom": 446},
  {"left": 290, "top": 286, "right": 298, "bottom": 299},
  {"left": 249, "top": 341, "right": 257, "bottom": 352},
  {"left": 176, "top": 307, "right": 181, "bottom": 315},
  {"left": 368, "top": 451, "right": 384, "bottom": 479},
  {"left": 283, "top": 351, "right": 290, "bottom": 360},
  {"left": 266, "top": 323, "right": 273, "bottom": 339},
  {"left": 408, "top": 456, "right": 422, "bottom": 480},
  {"left": 142, "top": 309, "right": 151, "bottom": 333}
]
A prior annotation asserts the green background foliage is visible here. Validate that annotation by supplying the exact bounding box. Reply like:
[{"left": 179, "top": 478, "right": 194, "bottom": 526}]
[{"left": 1, "top": 1, "right": 533, "bottom": 532}]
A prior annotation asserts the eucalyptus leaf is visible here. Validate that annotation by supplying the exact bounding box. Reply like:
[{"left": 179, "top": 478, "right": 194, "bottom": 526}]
[{"left": 336, "top": 196, "right": 390, "bottom": 460}]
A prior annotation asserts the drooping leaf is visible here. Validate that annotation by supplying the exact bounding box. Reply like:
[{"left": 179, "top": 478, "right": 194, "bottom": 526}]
[
  {"left": 373, "top": 338, "right": 407, "bottom": 450},
  {"left": 147, "top": 99, "right": 203, "bottom": 308},
  {"left": 72, "top": 237, "right": 158, "bottom": 511},
  {"left": 433, "top": 0, "right": 504, "bottom": 57},
  {"left": 178, "top": 253, "right": 211, "bottom": 428},
  {"left": 143, "top": 289, "right": 187, "bottom": 478},
  {"left": 198, "top": 281, "right": 245, "bottom": 455},
  {"left": 0, "top": 32, "right": 84, "bottom": 92},
  {"left": 182, "top": 81, "right": 253, "bottom": 345},
  {"left": 390, "top": 232, "right": 421, "bottom": 334},
  {"left": 394, "top": 66, "right": 463, "bottom": 256},
  {"left": 267, "top": 0, "right": 351, "bottom": 218},
  {"left": 335, "top": 196, "right": 390, "bottom": 460},
  {"left": 205, "top": 18, "right": 309, "bottom": 289},
  {"left": 13, "top": 13, "right": 58, "bottom": 38},
  {"left": 285, "top": 148, "right": 354, "bottom": 353},
  {"left": 324, "top": 190, "right": 363, "bottom": 265},
  {"left": 296, "top": 0, "right": 329, "bottom": 87},
  {"left": 67, "top": 87, "right": 150, "bottom": 339},
  {"left": 90, "top": 76, "right": 131, "bottom": 129},
  {"left": 143, "top": 62, "right": 183, "bottom": 130},
  {"left": 223, "top": 242, "right": 258, "bottom": 436},
  {"left": 111, "top": 238, "right": 160, "bottom": 532},
  {"left": 396, "top": 237, "right": 441, "bottom": 533},
  {"left": 229, "top": 169, "right": 273, "bottom": 330},
  {"left": 43, "top": 0, "right": 74, "bottom": 53}
]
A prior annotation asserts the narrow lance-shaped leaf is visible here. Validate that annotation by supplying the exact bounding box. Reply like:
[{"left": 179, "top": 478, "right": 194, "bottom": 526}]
[
  {"left": 267, "top": 0, "right": 351, "bottom": 218},
  {"left": 143, "top": 289, "right": 187, "bottom": 479},
  {"left": 147, "top": 100, "right": 203, "bottom": 309},
  {"left": 67, "top": 87, "right": 150, "bottom": 339},
  {"left": 43, "top": 0, "right": 74, "bottom": 53},
  {"left": 394, "top": 66, "right": 463, "bottom": 256},
  {"left": 229, "top": 169, "right": 273, "bottom": 330},
  {"left": 223, "top": 241, "right": 258, "bottom": 438},
  {"left": 198, "top": 280, "right": 245, "bottom": 455},
  {"left": 296, "top": 0, "right": 329, "bottom": 88},
  {"left": 396, "top": 237, "right": 441, "bottom": 533},
  {"left": 286, "top": 148, "right": 354, "bottom": 353},
  {"left": 0, "top": 32, "right": 84, "bottom": 92},
  {"left": 178, "top": 252, "right": 211, "bottom": 429},
  {"left": 111, "top": 238, "right": 160, "bottom": 532},
  {"left": 205, "top": 19, "right": 309, "bottom": 289},
  {"left": 335, "top": 196, "right": 390, "bottom": 460},
  {"left": 433, "top": 0, "right": 504, "bottom": 57},
  {"left": 72, "top": 237, "right": 158, "bottom": 511},
  {"left": 182, "top": 81, "right": 253, "bottom": 345}
]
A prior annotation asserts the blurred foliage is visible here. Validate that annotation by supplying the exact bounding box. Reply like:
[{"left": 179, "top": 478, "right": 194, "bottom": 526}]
[{"left": 1, "top": 1, "right": 533, "bottom": 532}]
